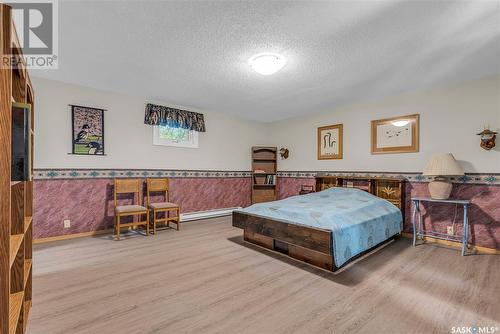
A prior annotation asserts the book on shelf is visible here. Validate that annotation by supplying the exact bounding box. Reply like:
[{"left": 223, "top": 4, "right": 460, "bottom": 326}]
[
  {"left": 252, "top": 174, "right": 276, "bottom": 186},
  {"left": 264, "top": 174, "right": 276, "bottom": 185}
]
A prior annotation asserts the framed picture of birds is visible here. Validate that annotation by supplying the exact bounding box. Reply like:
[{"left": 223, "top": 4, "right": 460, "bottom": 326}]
[{"left": 71, "top": 105, "right": 105, "bottom": 155}]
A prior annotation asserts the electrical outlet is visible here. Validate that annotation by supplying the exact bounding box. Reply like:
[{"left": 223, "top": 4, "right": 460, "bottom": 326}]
[
  {"left": 63, "top": 219, "right": 71, "bottom": 228},
  {"left": 447, "top": 226, "right": 454, "bottom": 235}
]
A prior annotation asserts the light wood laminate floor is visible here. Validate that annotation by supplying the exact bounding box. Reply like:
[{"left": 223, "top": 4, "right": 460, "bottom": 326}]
[{"left": 28, "top": 217, "right": 500, "bottom": 334}]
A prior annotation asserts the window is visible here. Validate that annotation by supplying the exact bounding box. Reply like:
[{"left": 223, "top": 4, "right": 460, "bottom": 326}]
[{"left": 153, "top": 125, "right": 199, "bottom": 148}]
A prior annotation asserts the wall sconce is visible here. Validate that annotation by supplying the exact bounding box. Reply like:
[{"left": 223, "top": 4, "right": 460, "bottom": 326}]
[
  {"left": 477, "top": 126, "right": 497, "bottom": 150},
  {"left": 279, "top": 148, "right": 289, "bottom": 159}
]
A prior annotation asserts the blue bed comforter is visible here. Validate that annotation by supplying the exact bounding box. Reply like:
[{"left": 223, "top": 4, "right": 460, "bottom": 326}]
[{"left": 236, "top": 187, "right": 402, "bottom": 267}]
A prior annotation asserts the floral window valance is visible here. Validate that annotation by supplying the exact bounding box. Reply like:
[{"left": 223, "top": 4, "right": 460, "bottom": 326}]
[{"left": 144, "top": 103, "right": 206, "bottom": 132}]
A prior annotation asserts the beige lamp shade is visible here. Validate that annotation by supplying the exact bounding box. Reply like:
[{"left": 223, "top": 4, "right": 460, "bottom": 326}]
[{"left": 423, "top": 153, "right": 464, "bottom": 176}]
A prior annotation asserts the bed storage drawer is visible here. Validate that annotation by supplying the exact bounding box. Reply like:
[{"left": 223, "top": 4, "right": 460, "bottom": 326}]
[
  {"left": 244, "top": 230, "right": 333, "bottom": 271},
  {"left": 273, "top": 239, "right": 289, "bottom": 254},
  {"left": 233, "top": 211, "right": 332, "bottom": 255},
  {"left": 288, "top": 244, "right": 333, "bottom": 271},
  {"left": 244, "top": 230, "right": 273, "bottom": 249},
  {"left": 233, "top": 211, "right": 335, "bottom": 271}
]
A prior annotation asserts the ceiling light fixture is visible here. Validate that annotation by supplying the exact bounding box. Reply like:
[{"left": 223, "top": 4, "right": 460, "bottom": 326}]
[{"left": 249, "top": 53, "right": 287, "bottom": 75}]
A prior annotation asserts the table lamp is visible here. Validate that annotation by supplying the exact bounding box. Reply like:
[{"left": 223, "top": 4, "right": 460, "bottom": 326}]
[{"left": 422, "top": 153, "right": 464, "bottom": 200}]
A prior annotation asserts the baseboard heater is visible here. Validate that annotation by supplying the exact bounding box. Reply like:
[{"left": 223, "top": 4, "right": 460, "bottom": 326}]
[{"left": 180, "top": 207, "right": 241, "bottom": 222}]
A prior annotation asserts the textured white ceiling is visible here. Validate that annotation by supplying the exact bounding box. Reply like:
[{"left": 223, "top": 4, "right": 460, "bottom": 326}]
[{"left": 31, "top": 0, "right": 500, "bottom": 122}]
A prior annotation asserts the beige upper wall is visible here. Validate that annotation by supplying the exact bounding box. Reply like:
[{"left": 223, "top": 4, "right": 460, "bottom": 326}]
[
  {"left": 269, "top": 75, "right": 500, "bottom": 173},
  {"left": 32, "top": 77, "right": 269, "bottom": 170},
  {"left": 33, "top": 75, "right": 500, "bottom": 173}
]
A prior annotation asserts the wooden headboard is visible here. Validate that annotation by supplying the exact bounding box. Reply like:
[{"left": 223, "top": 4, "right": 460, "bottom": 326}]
[{"left": 315, "top": 175, "right": 406, "bottom": 218}]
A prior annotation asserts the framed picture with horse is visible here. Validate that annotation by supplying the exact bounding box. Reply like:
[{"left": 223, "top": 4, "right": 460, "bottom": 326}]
[{"left": 317, "top": 123, "right": 343, "bottom": 159}]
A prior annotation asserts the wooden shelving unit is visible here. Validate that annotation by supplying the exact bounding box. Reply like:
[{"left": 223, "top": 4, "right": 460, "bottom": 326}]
[
  {"left": 9, "top": 292, "right": 23, "bottom": 334},
  {"left": 315, "top": 175, "right": 406, "bottom": 213},
  {"left": 9, "top": 235, "right": 23, "bottom": 267},
  {"left": 251, "top": 147, "right": 278, "bottom": 204},
  {"left": 1, "top": 4, "right": 34, "bottom": 334}
]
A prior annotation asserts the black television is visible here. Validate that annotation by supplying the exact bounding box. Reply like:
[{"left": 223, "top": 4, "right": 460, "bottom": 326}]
[{"left": 12, "top": 102, "right": 31, "bottom": 181}]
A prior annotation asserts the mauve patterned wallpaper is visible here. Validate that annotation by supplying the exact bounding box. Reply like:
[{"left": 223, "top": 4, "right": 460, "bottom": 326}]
[
  {"left": 405, "top": 183, "right": 500, "bottom": 249},
  {"left": 33, "top": 176, "right": 499, "bottom": 250},
  {"left": 33, "top": 178, "right": 252, "bottom": 239},
  {"left": 278, "top": 177, "right": 316, "bottom": 199},
  {"left": 277, "top": 177, "right": 500, "bottom": 250}
]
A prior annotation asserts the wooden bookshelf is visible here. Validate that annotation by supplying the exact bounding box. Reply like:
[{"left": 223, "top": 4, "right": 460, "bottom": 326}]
[
  {"left": 8, "top": 292, "right": 23, "bottom": 334},
  {"left": 23, "top": 260, "right": 32, "bottom": 288},
  {"left": 9, "top": 235, "right": 23, "bottom": 267},
  {"left": 251, "top": 147, "right": 278, "bottom": 204},
  {"left": 1, "top": 4, "right": 34, "bottom": 334}
]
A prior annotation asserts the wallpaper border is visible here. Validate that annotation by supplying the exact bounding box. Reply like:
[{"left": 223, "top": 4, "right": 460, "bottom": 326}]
[
  {"left": 33, "top": 168, "right": 500, "bottom": 185},
  {"left": 34, "top": 168, "right": 252, "bottom": 180},
  {"left": 277, "top": 171, "right": 500, "bottom": 185}
]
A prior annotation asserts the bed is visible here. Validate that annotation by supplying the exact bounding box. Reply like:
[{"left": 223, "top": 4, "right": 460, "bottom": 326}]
[{"left": 232, "top": 176, "right": 406, "bottom": 271}]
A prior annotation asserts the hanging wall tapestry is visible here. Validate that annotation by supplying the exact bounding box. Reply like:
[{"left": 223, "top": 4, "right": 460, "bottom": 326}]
[{"left": 71, "top": 105, "right": 105, "bottom": 155}]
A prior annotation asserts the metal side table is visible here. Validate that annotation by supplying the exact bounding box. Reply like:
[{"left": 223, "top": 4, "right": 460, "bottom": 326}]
[{"left": 411, "top": 197, "right": 471, "bottom": 256}]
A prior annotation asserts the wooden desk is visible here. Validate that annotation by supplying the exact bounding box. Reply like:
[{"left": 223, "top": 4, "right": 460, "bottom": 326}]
[{"left": 411, "top": 197, "right": 471, "bottom": 256}]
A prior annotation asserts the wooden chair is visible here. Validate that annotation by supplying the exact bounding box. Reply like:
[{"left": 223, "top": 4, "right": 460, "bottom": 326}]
[
  {"left": 114, "top": 179, "right": 149, "bottom": 240},
  {"left": 146, "top": 178, "right": 180, "bottom": 234}
]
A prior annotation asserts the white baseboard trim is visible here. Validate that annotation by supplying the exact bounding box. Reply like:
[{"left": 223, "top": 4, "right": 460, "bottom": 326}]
[{"left": 180, "top": 207, "right": 241, "bottom": 222}]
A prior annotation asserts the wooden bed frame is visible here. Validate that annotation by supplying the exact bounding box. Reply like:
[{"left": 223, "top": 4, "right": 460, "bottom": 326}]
[{"left": 232, "top": 175, "right": 406, "bottom": 272}]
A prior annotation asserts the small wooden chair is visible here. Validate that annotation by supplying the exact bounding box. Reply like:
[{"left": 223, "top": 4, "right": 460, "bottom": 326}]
[
  {"left": 114, "top": 179, "right": 149, "bottom": 240},
  {"left": 146, "top": 178, "right": 180, "bottom": 234}
]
